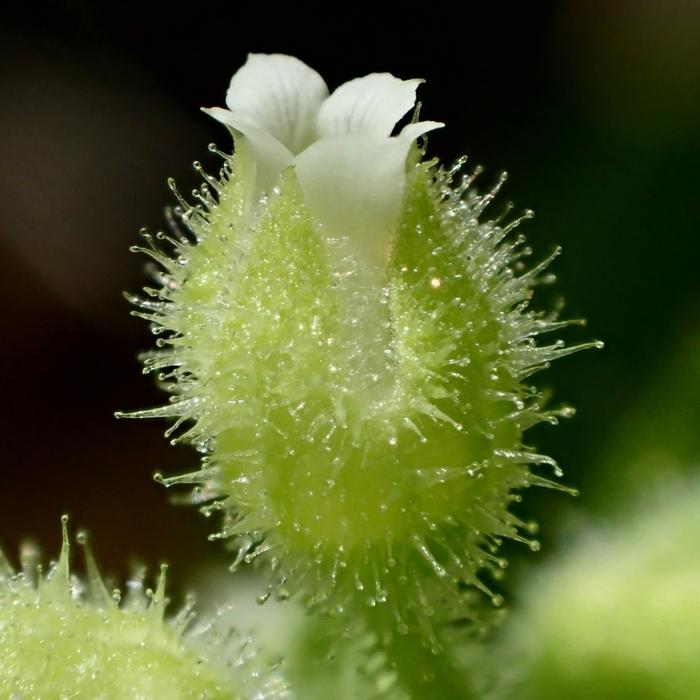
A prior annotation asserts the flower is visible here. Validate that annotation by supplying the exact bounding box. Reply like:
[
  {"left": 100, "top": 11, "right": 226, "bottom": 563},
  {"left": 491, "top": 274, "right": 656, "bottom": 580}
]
[
  {"left": 124, "top": 54, "right": 599, "bottom": 640},
  {"left": 202, "top": 53, "right": 443, "bottom": 271}
]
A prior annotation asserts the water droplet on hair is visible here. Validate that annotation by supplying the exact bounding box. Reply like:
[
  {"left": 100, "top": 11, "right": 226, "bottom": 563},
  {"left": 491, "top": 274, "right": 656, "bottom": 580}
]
[{"left": 526, "top": 520, "right": 539, "bottom": 534}]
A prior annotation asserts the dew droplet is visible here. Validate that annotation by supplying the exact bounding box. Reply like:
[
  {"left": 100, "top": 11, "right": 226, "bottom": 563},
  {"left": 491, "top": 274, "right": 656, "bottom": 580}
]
[{"left": 526, "top": 520, "right": 539, "bottom": 534}]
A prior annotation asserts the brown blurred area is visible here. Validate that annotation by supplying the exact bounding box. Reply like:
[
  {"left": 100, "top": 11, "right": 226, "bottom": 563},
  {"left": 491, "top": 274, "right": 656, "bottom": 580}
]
[
  {"left": 0, "top": 28, "right": 222, "bottom": 587},
  {"left": 0, "top": 0, "right": 699, "bottom": 596},
  {"left": 555, "top": 0, "right": 700, "bottom": 146}
]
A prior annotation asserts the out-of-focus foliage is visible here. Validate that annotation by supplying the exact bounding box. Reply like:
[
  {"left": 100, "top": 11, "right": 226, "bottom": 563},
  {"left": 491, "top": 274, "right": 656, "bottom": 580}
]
[
  {"left": 587, "top": 317, "right": 700, "bottom": 511},
  {"left": 488, "top": 474, "right": 700, "bottom": 700}
]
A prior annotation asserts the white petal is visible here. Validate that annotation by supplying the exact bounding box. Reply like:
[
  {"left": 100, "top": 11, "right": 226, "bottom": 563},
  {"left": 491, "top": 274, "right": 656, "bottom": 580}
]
[
  {"left": 294, "top": 134, "right": 413, "bottom": 270},
  {"left": 317, "top": 74, "right": 424, "bottom": 139},
  {"left": 225, "top": 54, "right": 329, "bottom": 155},
  {"left": 202, "top": 107, "right": 294, "bottom": 199},
  {"left": 399, "top": 120, "right": 445, "bottom": 142}
]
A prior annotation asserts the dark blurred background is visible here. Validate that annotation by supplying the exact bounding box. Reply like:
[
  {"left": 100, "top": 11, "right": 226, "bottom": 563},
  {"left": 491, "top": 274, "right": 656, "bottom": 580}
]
[{"left": 1, "top": 0, "right": 699, "bottom": 594}]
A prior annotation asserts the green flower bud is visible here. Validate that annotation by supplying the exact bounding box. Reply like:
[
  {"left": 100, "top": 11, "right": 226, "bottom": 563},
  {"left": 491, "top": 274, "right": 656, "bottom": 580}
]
[
  {"left": 493, "top": 476, "right": 700, "bottom": 699},
  {"left": 123, "top": 54, "right": 599, "bottom": 634},
  {"left": 0, "top": 518, "right": 289, "bottom": 699}
]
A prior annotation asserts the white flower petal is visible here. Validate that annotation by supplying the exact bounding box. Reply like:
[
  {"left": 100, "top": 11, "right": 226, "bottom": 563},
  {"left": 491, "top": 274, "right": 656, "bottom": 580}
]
[
  {"left": 225, "top": 54, "right": 329, "bottom": 155},
  {"left": 317, "top": 74, "right": 424, "bottom": 139},
  {"left": 202, "top": 107, "right": 294, "bottom": 200},
  {"left": 399, "top": 120, "right": 445, "bottom": 143},
  {"left": 294, "top": 134, "right": 413, "bottom": 270}
]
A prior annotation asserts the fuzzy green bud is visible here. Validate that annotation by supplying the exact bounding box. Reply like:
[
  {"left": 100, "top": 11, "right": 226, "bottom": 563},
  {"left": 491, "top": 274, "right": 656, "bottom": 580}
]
[
  {"left": 491, "top": 476, "right": 700, "bottom": 700},
  {"left": 0, "top": 518, "right": 288, "bottom": 699},
  {"left": 123, "top": 54, "right": 599, "bottom": 633}
]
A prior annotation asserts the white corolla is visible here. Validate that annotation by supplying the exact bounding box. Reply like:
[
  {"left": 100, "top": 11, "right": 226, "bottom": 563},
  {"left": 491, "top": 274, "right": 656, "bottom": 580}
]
[{"left": 203, "top": 53, "right": 443, "bottom": 270}]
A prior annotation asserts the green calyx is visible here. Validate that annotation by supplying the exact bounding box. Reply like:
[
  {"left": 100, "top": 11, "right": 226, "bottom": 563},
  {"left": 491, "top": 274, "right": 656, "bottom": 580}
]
[
  {"left": 0, "top": 518, "right": 279, "bottom": 700},
  {"left": 125, "top": 144, "right": 599, "bottom": 628}
]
